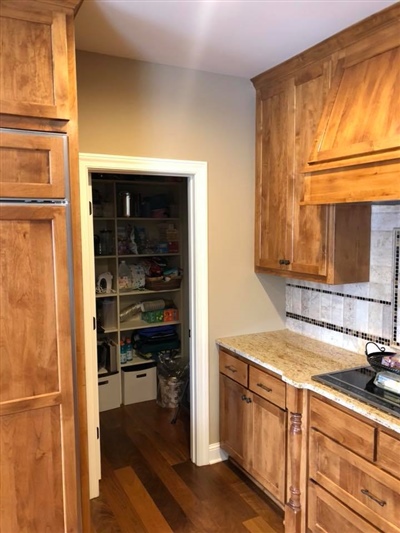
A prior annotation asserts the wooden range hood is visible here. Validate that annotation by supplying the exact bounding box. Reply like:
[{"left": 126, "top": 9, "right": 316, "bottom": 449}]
[{"left": 301, "top": 6, "right": 400, "bottom": 205}]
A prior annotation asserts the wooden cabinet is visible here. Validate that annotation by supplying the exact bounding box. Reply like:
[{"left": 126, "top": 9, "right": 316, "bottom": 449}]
[
  {"left": 0, "top": 1, "right": 86, "bottom": 531},
  {"left": 0, "top": 2, "right": 71, "bottom": 121},
  {"left": 308, "top": 482, "right": 380, "bottom": 533},
  {"left": 253, "top": 4, "right": 400, "bottom": 212},
  {"left": 254, "top": 59, "right": 371, "bottom": 283},
  {"left": 308, "top": 394, "right": 400, "bottom": 533},
  {"left": 303, "top": 20, "right": 400, "bottom": 204},
  {"left": 219, "top": 373, "right": 252, "bottom": 468},
  {"left": 0, "top": 128, "right": 67, "bottom": 198},
  {"left": 219, "top": 349, "right": 287, "bottom": 505},
  {"left": 0, "top": 203, "right": 79, "bottom": 532}
]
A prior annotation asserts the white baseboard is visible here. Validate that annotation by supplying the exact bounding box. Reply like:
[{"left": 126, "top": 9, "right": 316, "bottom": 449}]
[{"left": 209, "top": 442, "right": 228, "bottom": 464}]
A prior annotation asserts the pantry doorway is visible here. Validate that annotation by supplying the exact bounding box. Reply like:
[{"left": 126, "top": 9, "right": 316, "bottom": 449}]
[{"left": 79, "top": 153, "right": 209, "bottom": 498}]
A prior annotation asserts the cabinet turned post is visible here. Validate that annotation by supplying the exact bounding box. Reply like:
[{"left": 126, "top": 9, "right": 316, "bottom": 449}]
[{"left": 285, "top": 410, "right": 303, "bottom": 533}]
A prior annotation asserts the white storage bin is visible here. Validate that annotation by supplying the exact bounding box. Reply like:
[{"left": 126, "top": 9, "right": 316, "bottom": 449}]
[
  {"left": 98, "top": 372, "right": 121, "bottom": 412},
  {"left": 122, "top": 362, "right": 157, "bottom": 405}
]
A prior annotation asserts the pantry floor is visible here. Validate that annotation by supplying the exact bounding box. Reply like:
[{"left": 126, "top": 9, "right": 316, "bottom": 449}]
[{"left": 90, "top": 400, "right": 284, "bottom": 533}]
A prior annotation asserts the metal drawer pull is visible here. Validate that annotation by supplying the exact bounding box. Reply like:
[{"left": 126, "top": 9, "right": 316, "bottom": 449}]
[
  {"left": 257, "top": 382, "right": 272, "bottom": 393},
  {"left": 361, "top": 489, "right": 386, "bottom": 507},
  {"left": 225, "top": 365, "right": 238, "bottom": 373}
]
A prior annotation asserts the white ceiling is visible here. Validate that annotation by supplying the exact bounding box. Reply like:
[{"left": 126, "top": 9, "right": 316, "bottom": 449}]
[{"left": 74, "top": 0, "right": 397, "bottom": 79}]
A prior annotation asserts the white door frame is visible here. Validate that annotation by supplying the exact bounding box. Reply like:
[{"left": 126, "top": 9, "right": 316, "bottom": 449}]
[{"left": 78, "top": 153, "right": 209, "bottom": 498}]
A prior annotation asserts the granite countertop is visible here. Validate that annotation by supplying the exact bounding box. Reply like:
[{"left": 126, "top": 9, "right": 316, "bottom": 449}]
[{"left": 216, "top": 329, "right": 400, "bottom": 434}]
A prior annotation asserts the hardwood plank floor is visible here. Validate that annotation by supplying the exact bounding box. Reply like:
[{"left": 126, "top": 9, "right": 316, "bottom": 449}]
[{"left": 91, "top": 400, "right": 284, "bottom": 533}]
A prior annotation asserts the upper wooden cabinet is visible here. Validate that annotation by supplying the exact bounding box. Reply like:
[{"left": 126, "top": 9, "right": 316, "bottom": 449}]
[
  {"left": 253, "top": 4, "right": 399, "bottom": 213},
  {"left": 303, "top": 20, "right": 400, "bottom": 204},
  {"left": 254, "top": 59, "right": 371, "bottom": 283},
  {"left": 0, "top": 2, "right": 72, "bottom": 122}
]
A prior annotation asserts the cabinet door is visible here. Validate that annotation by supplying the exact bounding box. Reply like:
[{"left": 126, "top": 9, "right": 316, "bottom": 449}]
[
  {"left": 308, "top": 44, "right": 400, "bottom": 169},
  {"left": 0, "top": 205, "right": 79, "bottom": 532},
  {"left": 250, "top": 393, "right": 286, "bottom": 504},
  {"left": 255, "top": 81, "right": 294, "bottom": 270},
  {"left": 0, "top": 129, "right": 67, "bottom": 199},
  {"left": 290, "top": 62, "right": 331, "bottom": 277},
  {"left": 0, "top": 5, "right": 70, "bottom": 120},
  {"left": 219, "top": 374, "right": 252, "bottom": 469}
]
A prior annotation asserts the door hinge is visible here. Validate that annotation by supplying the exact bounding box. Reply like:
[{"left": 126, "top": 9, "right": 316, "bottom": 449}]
[
  {"left": 96, "top": 427, "right": 100, "bottom": 439},
  {"left": 89, "top": 200, "right": 92, "bottom": 215},
  {"left": 93, "top": 316, "right": 96, "bottom": 330}
]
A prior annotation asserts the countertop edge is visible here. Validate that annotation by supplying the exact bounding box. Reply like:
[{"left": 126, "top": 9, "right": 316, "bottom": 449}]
[{"left": 217, "top": 337, "right": 400, "bottom": 434}]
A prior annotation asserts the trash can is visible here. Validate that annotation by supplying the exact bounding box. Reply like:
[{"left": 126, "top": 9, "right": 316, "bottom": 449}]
[{"left": 157, "top": 355, "right": 188, "bottom": 408}]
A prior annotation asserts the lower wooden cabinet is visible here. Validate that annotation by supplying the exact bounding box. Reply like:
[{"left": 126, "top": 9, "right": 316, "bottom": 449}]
[
  {"left": 219, "top": 350, "right": 287, "bottom": 505},
  {"left": 219, "top": 373, "right": 252, "bottom": 468},
  {"left": 251, "top": 393, "right": 286, "bottom": 501},
  {"left": 308, "top": 482, "right": 379, "bottom": 533},
  {"left": 308, "top": 395, "right": 400, "bottom": 533}
]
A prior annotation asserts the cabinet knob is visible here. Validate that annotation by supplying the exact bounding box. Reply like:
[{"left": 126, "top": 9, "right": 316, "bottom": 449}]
[
  {"left": 278, "top": 259, "right": 285, "bottom": 265},
  {"left": 284, "top": 259, "right": 291, "bottom": 266},
  {"left": 241, "top": 394, "right": 247, "bottom": 401}
]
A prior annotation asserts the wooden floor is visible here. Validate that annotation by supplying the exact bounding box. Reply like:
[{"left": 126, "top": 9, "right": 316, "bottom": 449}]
[{"left": 90, "top": 400, "right": 284, "bottom": 533}]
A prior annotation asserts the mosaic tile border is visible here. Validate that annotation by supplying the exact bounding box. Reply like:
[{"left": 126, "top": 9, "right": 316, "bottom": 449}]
[
  {"left": 286, "top": 283, "right": 391, "bottom": 306},
  {"left": 392, "top": 230, "right": 399, "bottom": 347},
  {"left": 286, "top": 312, "right": 391, "bottom": 345}
]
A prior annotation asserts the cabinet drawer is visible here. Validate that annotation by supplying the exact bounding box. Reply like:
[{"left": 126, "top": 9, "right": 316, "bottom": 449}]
[
  {"left": 249, "top": 366, "right": 285, "bottom": 409},
  {"left": 308, "top": 481, "right": 379, "bottom": 533},
  {"left": 377, "top": 430, "right": 400, "bottom": 480},
  {"left": 0, "top": 129, "right": 67, "bottom": 198},
  {"left": 310, "top": 431, "right": 400, "bottom": 533},
  {"left": 219, "top": 349, "right": 248, "bottom": 386},
  {"left": 310, "top": 395, "right": 375, "bottom": 461}
]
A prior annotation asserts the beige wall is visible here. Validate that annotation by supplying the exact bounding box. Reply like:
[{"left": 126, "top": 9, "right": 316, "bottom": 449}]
[{"left": 76, "top": 50, "right": 285, "bottom": 444}]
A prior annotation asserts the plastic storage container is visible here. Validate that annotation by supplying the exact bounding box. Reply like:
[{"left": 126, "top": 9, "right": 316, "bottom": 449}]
[{"left": 122, "top": 362, "right": 157, "bottom": 404}]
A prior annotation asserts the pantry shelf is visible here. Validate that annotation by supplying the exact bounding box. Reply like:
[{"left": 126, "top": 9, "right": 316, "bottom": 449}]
[
  {"left": 92, "top": 173, "right": 188, "bottom": 411},
  {"left": 119, "top": 319, "right": 181, "bottom": 332}
]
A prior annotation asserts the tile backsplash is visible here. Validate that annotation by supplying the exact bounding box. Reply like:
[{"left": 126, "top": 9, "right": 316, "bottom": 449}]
[{"left": 286, "top": 204, "right": 400, "bottom": 354}]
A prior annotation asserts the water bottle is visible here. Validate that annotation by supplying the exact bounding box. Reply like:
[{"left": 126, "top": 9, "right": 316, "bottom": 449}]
[
  {"left": 118, "top": 260, "right": 131, "bottom": 291},
  {"left": 120, "top": 338, "right": 127, "bottom": 364},
  {"left": 125, "top": 337, "right": 133, "bottom": 361}
]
